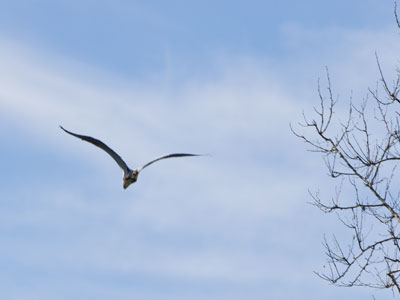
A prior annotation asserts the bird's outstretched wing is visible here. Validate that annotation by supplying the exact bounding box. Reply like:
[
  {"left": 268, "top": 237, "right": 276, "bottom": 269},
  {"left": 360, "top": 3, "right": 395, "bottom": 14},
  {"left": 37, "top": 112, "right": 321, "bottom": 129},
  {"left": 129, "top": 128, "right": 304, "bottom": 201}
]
[
  {"left": 60, "top": 126, "right": 130, "bottom": 175},
  {"left": 136, "top": 153, "right": 201, "bottom": 172}
]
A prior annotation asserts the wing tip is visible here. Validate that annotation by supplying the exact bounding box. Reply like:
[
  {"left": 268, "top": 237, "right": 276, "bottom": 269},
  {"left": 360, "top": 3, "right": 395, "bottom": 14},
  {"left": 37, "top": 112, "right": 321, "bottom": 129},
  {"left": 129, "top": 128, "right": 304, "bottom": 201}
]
[
  {"left": 187, "top": 153, "right": 211, "bottom": 157},
  {"left": 59, "top": 125, "right": 74, "bottom": 136}
]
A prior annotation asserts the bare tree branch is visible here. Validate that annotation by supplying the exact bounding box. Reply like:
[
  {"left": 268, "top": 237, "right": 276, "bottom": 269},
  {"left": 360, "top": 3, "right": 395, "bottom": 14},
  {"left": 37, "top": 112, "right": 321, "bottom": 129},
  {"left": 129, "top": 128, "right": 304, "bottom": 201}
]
[{"left": 292, "top": 11, "right": 400, "bottom": 291}]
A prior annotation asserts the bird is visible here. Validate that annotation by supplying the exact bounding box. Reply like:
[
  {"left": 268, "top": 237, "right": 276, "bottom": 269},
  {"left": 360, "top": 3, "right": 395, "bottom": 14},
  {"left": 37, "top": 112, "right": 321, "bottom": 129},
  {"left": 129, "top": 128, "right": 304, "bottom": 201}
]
[{"left": 60, "top": 125, "right": 201, "bottom": 189}]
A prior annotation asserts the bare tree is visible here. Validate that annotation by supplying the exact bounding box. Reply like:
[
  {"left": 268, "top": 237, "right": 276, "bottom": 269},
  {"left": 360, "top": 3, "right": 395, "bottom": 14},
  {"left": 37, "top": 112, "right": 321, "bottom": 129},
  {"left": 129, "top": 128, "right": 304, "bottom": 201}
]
[{"left": 291, "top": 3, "right": 400, "bottom": 294}]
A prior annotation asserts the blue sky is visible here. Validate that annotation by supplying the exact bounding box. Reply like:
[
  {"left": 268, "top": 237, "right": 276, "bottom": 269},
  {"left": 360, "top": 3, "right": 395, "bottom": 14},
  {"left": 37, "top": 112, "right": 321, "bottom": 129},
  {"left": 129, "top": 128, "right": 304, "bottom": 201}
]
[{"left": 0, "top": 1, "right": 399, "bottom": 299}]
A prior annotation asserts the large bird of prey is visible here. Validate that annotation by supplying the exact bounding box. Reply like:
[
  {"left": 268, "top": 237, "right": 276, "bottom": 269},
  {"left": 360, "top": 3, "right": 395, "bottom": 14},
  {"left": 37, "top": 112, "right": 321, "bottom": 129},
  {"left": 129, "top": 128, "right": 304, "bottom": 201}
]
[{"left": 60, "top": 126, "right": 201, "bottom": 189}]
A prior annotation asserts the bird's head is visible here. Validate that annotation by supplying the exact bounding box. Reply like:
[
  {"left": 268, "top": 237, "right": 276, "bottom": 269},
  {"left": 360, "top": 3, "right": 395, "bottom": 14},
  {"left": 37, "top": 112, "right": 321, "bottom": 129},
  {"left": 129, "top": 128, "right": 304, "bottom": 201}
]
[{"left": 123, "top": 170, "right": 139, "bottom": 189}]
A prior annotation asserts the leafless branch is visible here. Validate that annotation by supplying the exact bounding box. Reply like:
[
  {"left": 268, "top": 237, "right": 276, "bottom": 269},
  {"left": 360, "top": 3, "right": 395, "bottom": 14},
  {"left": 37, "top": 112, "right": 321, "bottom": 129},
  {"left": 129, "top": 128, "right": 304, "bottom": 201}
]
[{"left": 293, "top": 58, "right": 400, "bottom": 292}]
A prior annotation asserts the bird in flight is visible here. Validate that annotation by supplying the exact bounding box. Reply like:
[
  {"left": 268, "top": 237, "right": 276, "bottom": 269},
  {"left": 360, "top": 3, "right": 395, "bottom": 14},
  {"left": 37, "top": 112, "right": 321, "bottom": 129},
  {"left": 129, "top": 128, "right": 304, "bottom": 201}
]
[{"left": 60, "top": 126, "right": 201, "bottom": 189}]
